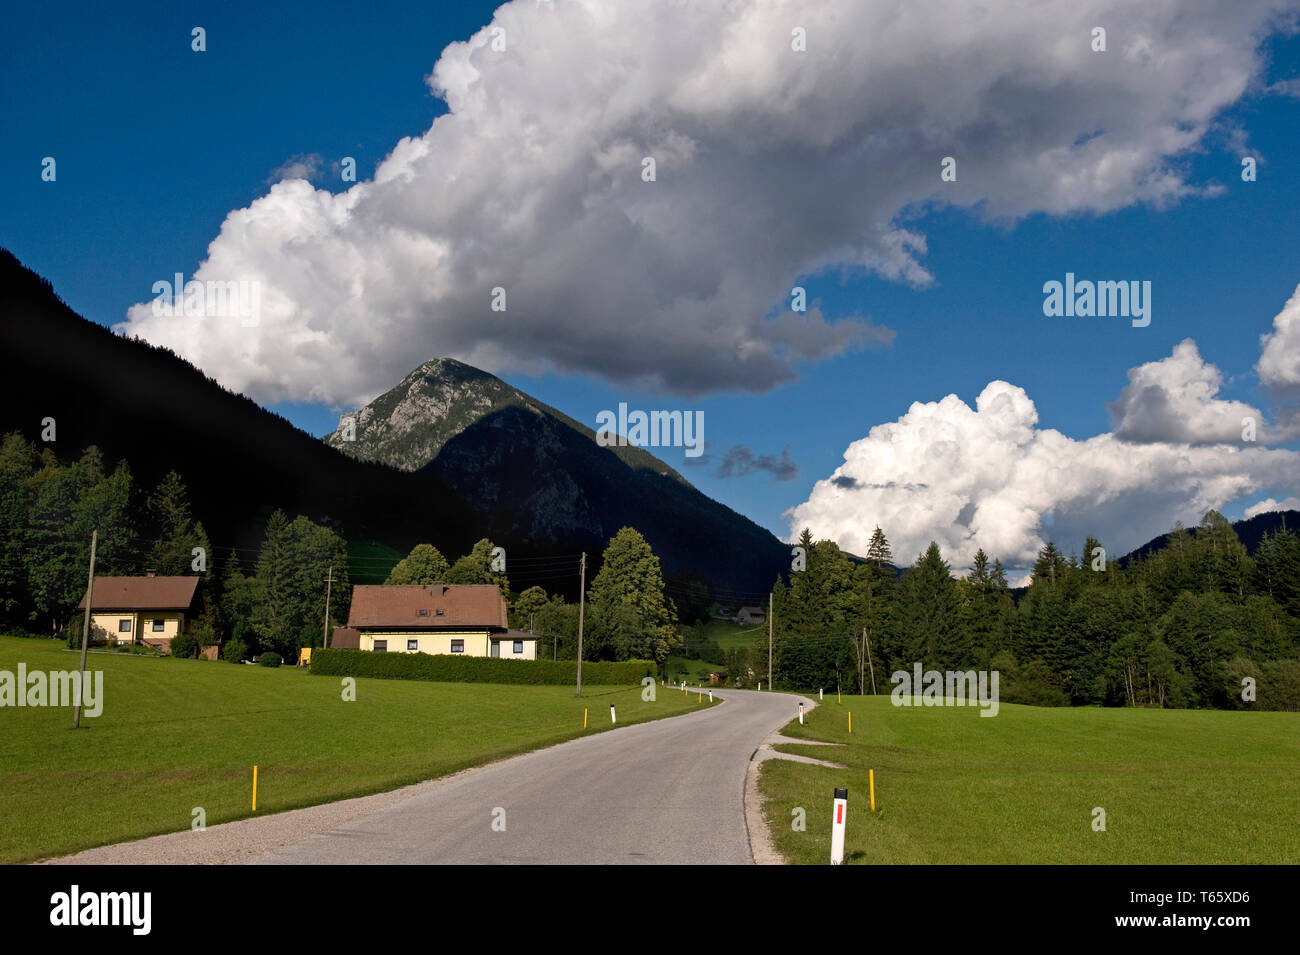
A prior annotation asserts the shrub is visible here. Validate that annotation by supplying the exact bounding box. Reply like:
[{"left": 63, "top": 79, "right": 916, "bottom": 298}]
[
  {"left": 309, "top": 648, "right": 654, "bottom": 685},
  {"left": 169, "top": 632, "right": 199, "bottom": 659},
  {"left": 222, "top": 638, "right": 248, "bottom": 663},
  {"left": 258, "top": 651, "right": 283, "bottom": 668},
  {"left": 66, "top": 619, "right": 109, "bottom": 649}
]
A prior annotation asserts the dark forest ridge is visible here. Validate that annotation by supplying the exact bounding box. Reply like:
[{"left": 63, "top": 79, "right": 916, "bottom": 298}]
[{"left": 0, "top": 249, "right": 787, "bottom": 596}]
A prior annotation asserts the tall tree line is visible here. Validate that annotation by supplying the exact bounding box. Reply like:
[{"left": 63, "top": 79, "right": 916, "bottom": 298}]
[
  {"left": 0, "top": 432, "right": 350, "bottom": 661},
  {"left": 758, "top": 516, "right": 1300, "bottom": 710}
]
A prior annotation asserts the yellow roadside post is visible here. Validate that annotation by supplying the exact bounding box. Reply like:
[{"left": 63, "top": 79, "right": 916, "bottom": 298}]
[
  {"left": 869, "top": 769, "right": 876, "bottom": 811},
  {"left": 252, "top": 765, "right": 258, "bottom": 811}
]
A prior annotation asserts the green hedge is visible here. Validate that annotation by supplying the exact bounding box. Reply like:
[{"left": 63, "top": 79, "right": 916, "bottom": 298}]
[{"left": 309, "top": 648, "right": 655, "bottom": 685}]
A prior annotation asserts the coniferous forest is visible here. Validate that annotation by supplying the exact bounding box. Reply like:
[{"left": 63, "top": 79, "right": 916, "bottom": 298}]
[
  {"left": 4, "top": 428, "right": 1298, "bottom": 711},
  {"left": 757, "top": 521, "right": 1300, "bottom": 710}
]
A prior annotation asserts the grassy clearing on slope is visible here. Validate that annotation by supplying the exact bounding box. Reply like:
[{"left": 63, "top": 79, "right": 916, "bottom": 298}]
[
  {"left": 0, "top": 635, "right": 712, "bottom": 863},
  {"left": 344, "top": 539, "right": 404, "bottom": 584},
  {"left": 696, "top": 618, "right": 763, "bottom": 653},
  {"left": 760, "top": 694, "right": 1300, "bottom": 864}
]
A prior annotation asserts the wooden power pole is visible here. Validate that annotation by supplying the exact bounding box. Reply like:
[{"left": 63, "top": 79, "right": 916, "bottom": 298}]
[
  {"left": 768, "top": 592, "right": 773, "bottom": 690},
  {"left": 859, "top": 628, "right": 866, "bottom": 696},
  {"left": 74, "top": 529, "right": 97, "bottom": 729},
  {"left": 576, "top": 552, "right": 586, "bottom": 697},
  {"left": 865, "top": 627, "right": 877, "bottom": 695},
  {"left": 321, "top": 564, "right": 333, "bottom": 652}
]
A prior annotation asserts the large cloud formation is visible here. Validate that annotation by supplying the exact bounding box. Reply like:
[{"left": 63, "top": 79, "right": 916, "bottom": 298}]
[
  {"left": 787, "top": 343, "right": 1300, "bottom": 579},
  {"left": 1108, "top": 339, "right": 1266, "bottom": 444},
  {"left": 1257, "top": 282, "right": 1300, "bottom": 431},
  {"left": 117, "top": 0, "right": 1296, "bottom": 407}
]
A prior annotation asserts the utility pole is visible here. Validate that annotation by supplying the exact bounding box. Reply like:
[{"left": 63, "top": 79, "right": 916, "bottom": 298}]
[
  {"left": 859, "top": 628, "right": 866, "bottom": 696},
  {"left": 74, "top": 529, "right": 97, "bottom": 729},
  {"left": 865, "top": 626, "right": 877, "bottom": 695},
  {"left": 321, "top": 564, "right": 333, "bottom": 652},
  {"left": 576, "top": 552, "right": 586, "bottom": 697},
  {"left": 767, "top": 591, "right": 773, "bottom": 690}
]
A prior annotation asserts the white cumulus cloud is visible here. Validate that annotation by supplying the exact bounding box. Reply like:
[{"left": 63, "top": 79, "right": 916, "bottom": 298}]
[
  {"left": 1244, "top": 496, "right": 1300, "bottom": 518},
  {"left": 1108, "top": 339, "right": 1266, "bottom": 444},
  {"left": 786, "top": 379, "right": 1300, "bottom": 578},
  {"left": 115, "top": 0, "right": 1298, "bottom": 408},
  {"left": 1257, "top": 281, "right": 1300, "bottom": 434}
]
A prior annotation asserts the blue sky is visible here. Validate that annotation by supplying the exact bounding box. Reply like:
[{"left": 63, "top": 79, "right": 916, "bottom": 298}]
[{"left": 3, "top": 1, "right": 1299, "bottom": 574}]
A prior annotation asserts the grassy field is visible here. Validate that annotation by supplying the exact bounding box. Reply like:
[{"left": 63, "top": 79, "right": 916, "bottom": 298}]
[
  {"left": 670, "top": 618, "right": 765, "bottom": 683},
  {"left": 665, "top": 654, "right": 718, "bottom": 683},
  {"left": 0, "top": 635, "right": 713, "bottom": 863},
  {"left": 344, "top": 538, "right": 405, "bottom": 584},
  {"left": 696, "top": 618, "right": 763, "bottom": 652},
  {"left": 761, "top": 694, "right": 1300, "bottom": 864}
]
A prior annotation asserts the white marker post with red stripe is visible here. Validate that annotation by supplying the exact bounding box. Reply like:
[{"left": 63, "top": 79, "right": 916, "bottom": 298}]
[
  {"left": 830, "top": 787, "right": 848, "bottom": 865},
  {"left": 798, "top": 703, "right": 804, "bottom": 724}
]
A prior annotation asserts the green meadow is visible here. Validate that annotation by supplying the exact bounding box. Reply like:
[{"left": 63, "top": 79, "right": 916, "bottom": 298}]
[
  {"left": 761, "top": 694, "right": 1300, "bottom": 864},
  {"left": 0, "top": 635, "right": 710, "bottom": 863}
]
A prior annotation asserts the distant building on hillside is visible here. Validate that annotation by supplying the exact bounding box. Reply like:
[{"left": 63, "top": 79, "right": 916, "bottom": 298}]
[
  {"left": 332, "top": 584, "right": 539, "bottom": 659},
  {"left": 735, "top": 606, "right": 766, "bottom": 625},
  {"left": 76, "top": 575, "right": 201, "bottom": 652}
]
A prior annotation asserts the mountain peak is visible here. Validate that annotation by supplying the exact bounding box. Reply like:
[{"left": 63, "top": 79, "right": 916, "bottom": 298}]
[
  {"left": 325, "top": 357, "right": 534, "bottom": 471},
  {"left": 324, "top": 357, "right": 685, "bottom": 484}
]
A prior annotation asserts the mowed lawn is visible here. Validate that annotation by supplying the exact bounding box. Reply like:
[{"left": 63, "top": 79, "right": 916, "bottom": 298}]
[
  {"left": 761, "top": 694, "right": 1300, "bottom": 864},
  {"left": 0, "top": 635, "right": 710, "bottom": 863},
  {"left": 699, "top": 618, "right": 763, "bottom": 653}
]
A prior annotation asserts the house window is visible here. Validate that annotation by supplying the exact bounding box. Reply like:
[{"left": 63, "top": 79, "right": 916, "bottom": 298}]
[
  {"left": 451, "top": 639, "right": 464, "bottom": 653},
  {"left": 435, "top": 609, "right": 444, "bottom": 616},
  {"left": 152, "top": 619, "right": 165, "bottom": 632},
  {"left": 118, "top": 619, "right": 132, "bottom": 632},
  {"left": 374, "top": 640, "right": 387, "bottom": 652},
  {"left": 513, "top": 641, "right": 524, "bottom": 654},
  {"left": 407, "top": 639, "right": 419, "bottom": 651},
  {"left": 417, "top": 609, "right": 428, "bottom": 617}
]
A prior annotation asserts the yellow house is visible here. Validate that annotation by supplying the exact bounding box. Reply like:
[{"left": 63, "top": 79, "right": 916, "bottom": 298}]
[
  {"left": 331, "top": 584, "right": 539, "bottom": 660},
  {"left": 76, "top": 575, "right": 200, "bottom": 652}
]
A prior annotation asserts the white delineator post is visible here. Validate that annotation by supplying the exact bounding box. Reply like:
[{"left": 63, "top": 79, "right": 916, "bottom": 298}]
[
  {"left": 820, "top": 688, "right": 823, "bottom": 701},
  {"left": 610, "top": 704, "right": 616, "bottom": 724},
  {"left": 830, "top": 788, "right": 848, "bottom": 865},
  {"left": 799, "top": 703, "right": 804, "bottom": 725}
]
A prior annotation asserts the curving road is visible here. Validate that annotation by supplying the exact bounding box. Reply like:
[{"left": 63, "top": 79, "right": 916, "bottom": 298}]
[{"left": 49, "top": 687, "right": 809, "bottom": 866}]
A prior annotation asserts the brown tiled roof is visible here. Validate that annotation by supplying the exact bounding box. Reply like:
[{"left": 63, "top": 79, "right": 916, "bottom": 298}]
[
  {"left": 77, "top": 576, "right": 200, "bottom": 611},
  {"left": 346, "top": 584, "right": 508, "bottom": 631},
  {"left": 329, "top": 627, "right": 361, "bottom": 649}
]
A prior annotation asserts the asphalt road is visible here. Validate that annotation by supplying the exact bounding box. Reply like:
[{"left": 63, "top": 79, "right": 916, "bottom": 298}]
[{"left": 249, "top": 686, "right": 805, "bottom": 865}]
